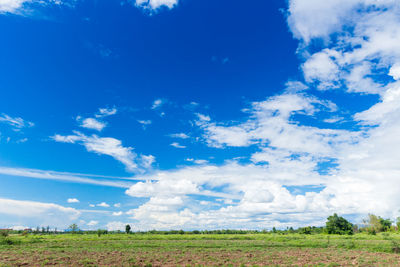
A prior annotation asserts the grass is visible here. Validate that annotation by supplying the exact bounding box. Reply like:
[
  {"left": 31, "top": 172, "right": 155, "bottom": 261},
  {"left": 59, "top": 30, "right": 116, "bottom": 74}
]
[{"left": 1, "top": 233, "right": 400, "bottom": 266}]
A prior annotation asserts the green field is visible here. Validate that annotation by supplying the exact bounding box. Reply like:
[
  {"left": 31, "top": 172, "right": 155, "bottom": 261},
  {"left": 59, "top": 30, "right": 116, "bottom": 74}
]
[{"left": 2, "top": 233, "right": 400, "bottom": 266}]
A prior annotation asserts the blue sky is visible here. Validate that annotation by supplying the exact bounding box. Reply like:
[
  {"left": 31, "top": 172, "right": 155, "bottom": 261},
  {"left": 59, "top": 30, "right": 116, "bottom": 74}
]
[{"left": 1, "top": 0, "right": 400, "bottom": 231}]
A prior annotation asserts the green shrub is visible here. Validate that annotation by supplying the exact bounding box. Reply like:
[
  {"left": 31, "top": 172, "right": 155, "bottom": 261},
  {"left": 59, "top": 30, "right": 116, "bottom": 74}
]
[
  {"left": 0, "top": 230, "right": 9, "bottom": 237},
  {"left": 326, "top": 213, "right": 353, "bottom": 235}
]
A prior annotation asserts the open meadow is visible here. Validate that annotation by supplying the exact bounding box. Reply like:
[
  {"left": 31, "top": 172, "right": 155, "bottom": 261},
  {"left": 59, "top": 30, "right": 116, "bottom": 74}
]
[{"left": 2, "top": 233, "right": 400, "bottom": 266}]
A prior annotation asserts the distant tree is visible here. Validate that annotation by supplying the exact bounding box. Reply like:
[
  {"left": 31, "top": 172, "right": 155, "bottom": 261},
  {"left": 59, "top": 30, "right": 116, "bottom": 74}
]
[
  {"left": 46, "top": 226, "right": 50, "bottom": 233},
  {"left": 0, "top": 229, "right": 9, "bottom": 237},
  {"left": 97, "top": 229, "right": 108, "bottom": 237},
  {"left": 272, "top": 227, "right": 277, "bottom": 233},
  {"left": 326, "top": 213, "right": 353, "bottom": 235},
  {"left": 363, "top": 214, "right": 392, "bottom": 233},
  {"left": 68, "top": 224, "right": 79, "bottom": 233},
  {"left": 125, "top": 224, "right": 131, "bottom": 234},
  {"left": 298, "top": 226, "right": 312, "bottom": 235},
  {"left": 396, "top": 217, "right": 400, "bottom": 231}
]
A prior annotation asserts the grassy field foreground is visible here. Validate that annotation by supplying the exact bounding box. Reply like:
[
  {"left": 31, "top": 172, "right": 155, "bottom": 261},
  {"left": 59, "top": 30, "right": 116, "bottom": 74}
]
[{"left": 2, "top": 233, "right": 400, "bottom": 266}]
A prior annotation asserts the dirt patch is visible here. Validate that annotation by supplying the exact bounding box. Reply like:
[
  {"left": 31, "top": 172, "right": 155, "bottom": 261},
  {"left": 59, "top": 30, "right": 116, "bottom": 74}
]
[{"left": 1, "top": 247, "right": 400, "bottom": 266}]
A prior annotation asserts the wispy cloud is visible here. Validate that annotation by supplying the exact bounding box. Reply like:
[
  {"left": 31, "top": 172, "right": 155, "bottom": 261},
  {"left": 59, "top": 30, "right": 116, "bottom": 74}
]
[
  {"left": 170, "top": 142, "right": 186, "bottom": 149},
  {"left": 151, "top": 99, "right": 164, "bottom": 110},
  {"left": 52, "top": 131, "right": 138, "bottom": 172},
  {"left": 0, "top": 113, "right": 34, "bottom": 129},
  {"left": 169, "top": 133, "right": 189, "bottom": 139},
  {"left": 96, "top": 107, "right": 117, "bottom": 118},
  {"left": 0, "top": 166, "right": 135, "bottom": 188}
]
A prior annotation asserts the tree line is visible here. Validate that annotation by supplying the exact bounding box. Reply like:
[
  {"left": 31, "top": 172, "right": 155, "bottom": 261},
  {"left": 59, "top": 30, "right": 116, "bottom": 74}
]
[{"left": 3, "top": 213, "right": 399, "bottom": 236}]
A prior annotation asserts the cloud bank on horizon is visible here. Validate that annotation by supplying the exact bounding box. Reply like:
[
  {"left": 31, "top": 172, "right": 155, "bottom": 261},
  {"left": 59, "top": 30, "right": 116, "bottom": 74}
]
[{"left": 1, "top": 0, "right": 400, "bottom": 231}]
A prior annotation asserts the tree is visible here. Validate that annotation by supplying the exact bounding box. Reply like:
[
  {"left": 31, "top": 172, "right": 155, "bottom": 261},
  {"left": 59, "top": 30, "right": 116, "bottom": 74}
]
[
  {"left": 97, "top": 229, "right": 108, "bottom": 237},
  {"left": 125, "top": 224, "right": 131, "bottom": 234},
  {"left": 363, "top": 214, "right": 392, "bottom": 233},
  {"left": 325, "top": 213, "right": 353, "bottom": 235},
  {"left": 396, "top": 217, "right": 400, "bottom": 231},
  {"left": 68, "top": 224, "right": 79, "bottom": 233}
]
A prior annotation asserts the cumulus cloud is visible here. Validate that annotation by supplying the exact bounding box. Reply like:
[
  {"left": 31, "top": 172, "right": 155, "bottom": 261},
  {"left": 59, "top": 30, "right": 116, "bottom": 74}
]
[
  {"left": 0, "top": 198, "right": 80, "bottom": 228},
  {"left": 78, "top": 117, "right": 106, "bottom": 131},
  {"left": 0, "top": 0, "right": 29, "bottom": 13},
  {"left": 199, "top": 93, "right": 349, "bottom": 155},
  {"left": 106, "top": 221, "right": 128, "bottom": 231},
  {"left": 119, "top": 1, "right": 400, "bottom": 230},
  {"left": 67, "top": 198, "right": 79, "bottom": 203},
  {"left": 135, "top": 0, "right": 178, "bottom": 11},
  {"left": 97, "top": 202, "right": 110, "bottom": 208}
]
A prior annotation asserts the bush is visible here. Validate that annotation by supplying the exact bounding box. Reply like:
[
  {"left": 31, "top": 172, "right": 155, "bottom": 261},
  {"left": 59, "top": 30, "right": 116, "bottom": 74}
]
[
  {"left": 326, "top": 213, "right": 353, "bottom": 235},
  {"left": 363, "top": 214, "right": 392, "bottom": 233},
  {"left": 0, "top": 230, "right": 9, "bottom": 237},
  {"left": 97, "top": 229, "right": 108, "bottom": 237},
  {"left": 298, "top": 226, "right": 312, "bottom": 235}
]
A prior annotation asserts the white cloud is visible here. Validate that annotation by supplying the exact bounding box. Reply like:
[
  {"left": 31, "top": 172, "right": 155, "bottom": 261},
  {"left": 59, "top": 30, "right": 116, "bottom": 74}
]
[
  {"left": 67, "top": 198, "right": 79, "bottom": 203},
  {"left": 196, "top": 113, "right": 211, "bottom": 122},
  {"left": 0, "top": 0, "right": 69, "bottom": 15},
  {"left": 0, "top": 0, "right": 30, "bottom": 13},
  {"left": 16, "top": 138, "right": 28, "bottom": 143},
  {"left": 151, "top": 99, "right": 164, "bottom": 109},
  {"left": 0, "top": 166, "right": 132, "bottom": 188},
  {"left": 87, "top": 220, "right": 99, "bottom": 226},
  {"left": 96, "top": 107, "right": 117, "bottom": 118},
  {"left": 194, "top": 159, "right": 208, "bottom": 165},
  {"left": 106, "top": 221, "right": 128, "bottom": 231},
  {"left": 139, "top": 154, "right": 156, "bottom": 169},
  {"left": 0, "top": 113, "right": 34, "bottom": 129},
  {"left": 114, "top": 203, "right": 121, "bottom": 208},
  {"left": 79, "top": 118, "right": 106, "bottom": 131},
  {"left": 137, "top": 120, "right": 152, "bottom": 126},
  {"left": 287, "top": 0, "right": 363, "bottom": 42},
  {"left": 52, "top": 131, "right": 138, "bottom": 172},
  {"left": 302, "top": 49, "right": 340, "bottom": 90},
  {"left": 389, "top": 63, "right": 400, "bottom": 80},
  {"left": 199, "top": 93, "right": 350, "bottom": 155},
  {"left": 126, "top": 179, "right": 199, "bottom": 198},
  {"left": 169, "top": 133, "right": 189, "bottom": 139},
  {"left": 112, "top": 211, "right": 123, "bottom": 216},
  {"left": 323, "top": 116, "right": 344, "bottom": 124},
  {"left": 170, "top": 142, "right": 186, "bottom": 149},
  {"left": 11, "top": 225, "right": 29, "bottom": 230},
  {"left": 135, "top": 0, "right": 178, "bottom": 10},
  {"left": 0, "top": 198, "right": 80, "bottom": 228},
  {"left": 97, "top": 202, "right": 110, "bottom": 208}
]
